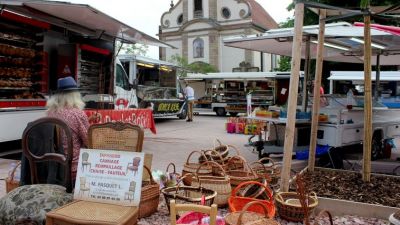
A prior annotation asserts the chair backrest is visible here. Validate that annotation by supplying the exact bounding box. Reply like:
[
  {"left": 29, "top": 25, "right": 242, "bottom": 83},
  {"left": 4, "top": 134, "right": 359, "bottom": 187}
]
[
  {"left": 22, "top": 117, "right": 73, "bottom": 192},
  {"left": 88, "top": 122, "right": 144, "bottom": 152},
  {"left": 132, "top": 157, "right": 141, "bottom": 166},
  {"left": 170, "top": 200, "right": 217, "bottom": 225},
  {"left": 82, "top": 152, "right": 89, "bottom": 161}
]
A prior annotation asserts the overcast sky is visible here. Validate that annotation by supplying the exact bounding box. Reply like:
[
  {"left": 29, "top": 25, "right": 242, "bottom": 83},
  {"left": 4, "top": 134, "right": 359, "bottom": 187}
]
[{"left": 64, "top": 0, "right": 294, "bottom": 58}]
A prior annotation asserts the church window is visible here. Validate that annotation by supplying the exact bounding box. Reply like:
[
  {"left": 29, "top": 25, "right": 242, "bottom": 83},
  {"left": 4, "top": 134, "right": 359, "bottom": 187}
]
[
  {"left": 221, "top": 7, "right": 231, "bottom": 19},
  {"left": 193, "top": 38, "right": 204, "bottom": 58},
  {"left": 194, "top": 0, "right": 203, "bottom": 18},
  {"left": 177, "top": 14, "right": 183, "bottom": 25}
]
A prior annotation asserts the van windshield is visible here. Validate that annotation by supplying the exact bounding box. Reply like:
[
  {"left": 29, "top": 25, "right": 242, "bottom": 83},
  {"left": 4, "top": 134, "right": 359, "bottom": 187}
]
[{"left": 116, "top": 64, "right": 130, "bottom": 90}]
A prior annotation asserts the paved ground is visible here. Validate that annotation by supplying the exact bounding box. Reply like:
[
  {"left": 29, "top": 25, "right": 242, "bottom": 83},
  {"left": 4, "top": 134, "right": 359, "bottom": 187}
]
[{"left": 142, "top": 114, "right": 260, "bottom": 173}]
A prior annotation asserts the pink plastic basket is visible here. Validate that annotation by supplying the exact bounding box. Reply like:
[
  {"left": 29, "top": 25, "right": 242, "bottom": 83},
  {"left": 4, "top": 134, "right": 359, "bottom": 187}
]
[{"left": 177, "top": 212, "right": 225, "bottom": 225}]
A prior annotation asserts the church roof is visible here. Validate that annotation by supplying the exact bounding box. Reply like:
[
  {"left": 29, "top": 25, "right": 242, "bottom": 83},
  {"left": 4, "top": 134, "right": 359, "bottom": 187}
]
[{"left": 246, "top": 0, "right": 279, "bottom": 30}]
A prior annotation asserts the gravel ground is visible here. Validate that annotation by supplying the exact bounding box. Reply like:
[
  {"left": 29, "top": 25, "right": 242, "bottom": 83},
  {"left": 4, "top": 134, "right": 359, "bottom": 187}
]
[{"left": 138, "top": 195, "right": 390, "bottom": 225}]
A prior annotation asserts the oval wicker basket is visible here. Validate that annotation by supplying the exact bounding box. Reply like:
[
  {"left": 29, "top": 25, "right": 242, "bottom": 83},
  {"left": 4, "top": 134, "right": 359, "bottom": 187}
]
[
  {"left": 162, "top": 173, "right": 217, "bottom": 213},
  {"left": 139, "top": 166, "right": 160, "bottom": 218},
  {"left": 191, "top": 161, "right": 231, "bottom": 207},
  {"left": 257, "top": 157, "right": 281, "bottom": 186},
  {"left": 5, "top": 161, "right": 21, "bottom": 193},
  {"left": 182, "top": 151, "right": 213, "bottom": 185},
  {"left": 225, "top": 156, "right": 260, "bottom": 189},
  {"left": 225, "top": 201, "right": 280, "bottom": 225},
  {"left": 275, "top": 191, "right": 318, "bottom": 222}
]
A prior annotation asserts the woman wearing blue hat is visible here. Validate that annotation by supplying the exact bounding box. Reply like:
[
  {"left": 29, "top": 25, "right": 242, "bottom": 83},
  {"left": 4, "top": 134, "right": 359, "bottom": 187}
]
[{"left": 46, "top": 76, "right": 89, "bottom": 183}]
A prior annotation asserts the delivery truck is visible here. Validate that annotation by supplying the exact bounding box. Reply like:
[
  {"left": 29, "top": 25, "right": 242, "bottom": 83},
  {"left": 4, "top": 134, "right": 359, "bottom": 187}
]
[{"left": 0, "top": 0, "right": 170, "bottom": 143}]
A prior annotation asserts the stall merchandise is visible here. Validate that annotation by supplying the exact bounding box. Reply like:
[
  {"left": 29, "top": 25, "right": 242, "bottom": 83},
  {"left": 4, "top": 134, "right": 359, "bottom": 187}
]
[
  {"left": 139, "top": 166, "right": 160, "bottom": 218},
  {"left": 5, "top": 161, "right": 21, "bottom": 193},
  {"left": 225, "top": 117, "right": 265, "bottom": 135},
  {"left": 182, "top": 151, "right": 213, "bottom": 185},
  {"left": 275, "top": 192, "right": 318, "bottom": 222},
  {"left": 225, "top": 156, "right": 260, "bottom": 188},
  {"left": 225, "top": 201, "right": 280, "bottom": 225}
]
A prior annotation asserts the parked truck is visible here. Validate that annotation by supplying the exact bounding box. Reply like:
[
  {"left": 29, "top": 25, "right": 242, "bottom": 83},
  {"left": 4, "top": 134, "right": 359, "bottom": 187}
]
[
  {"left": 0, "top": 0, "right": 169, "bottom": 143},
  {"left": 118, "top": 55, "right": 187, "bottom": 119}
]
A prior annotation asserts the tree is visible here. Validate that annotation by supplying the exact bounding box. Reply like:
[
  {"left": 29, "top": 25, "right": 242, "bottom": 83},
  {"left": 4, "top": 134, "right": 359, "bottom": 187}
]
[
  {"left": 169, "top": 54, "right": 218, "bottom": 77},
  {"left": 275, "top": 56, "right": 292, "bottom": 72},
  {"left": 115, "top": 41, "right": 149, "bottom": 56}
]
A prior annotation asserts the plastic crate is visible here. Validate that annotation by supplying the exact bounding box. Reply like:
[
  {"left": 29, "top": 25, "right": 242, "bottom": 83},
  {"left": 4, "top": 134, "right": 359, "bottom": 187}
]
[{"left": 296, "top": 145, "right": 330, "bottom": 160}]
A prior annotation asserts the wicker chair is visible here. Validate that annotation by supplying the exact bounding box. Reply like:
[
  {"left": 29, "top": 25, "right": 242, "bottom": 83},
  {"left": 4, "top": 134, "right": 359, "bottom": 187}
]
[
  {"left": 46, "top": 122, "right": 145, "bottom": 225},
  {"left": 0, "top": 117, "right": 74, "bottom": 225},
  {"left": 170, "top": 200, "right": 218, "bottom": 225}
]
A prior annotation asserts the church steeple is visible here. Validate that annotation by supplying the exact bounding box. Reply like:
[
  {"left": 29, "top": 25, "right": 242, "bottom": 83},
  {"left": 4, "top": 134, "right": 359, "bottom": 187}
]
[{"left": 170, "top": 0, "right": 174, "bottom": 9}]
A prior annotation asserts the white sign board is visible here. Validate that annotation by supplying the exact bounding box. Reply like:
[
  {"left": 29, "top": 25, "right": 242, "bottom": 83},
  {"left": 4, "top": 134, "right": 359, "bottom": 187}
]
[{"left": 74, "top": 149, "right": 144, "bottom": 206}]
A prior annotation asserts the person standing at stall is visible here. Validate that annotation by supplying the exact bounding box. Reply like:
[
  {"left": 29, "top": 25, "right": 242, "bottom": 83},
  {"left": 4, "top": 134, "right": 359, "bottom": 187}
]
[
  {"left": 184, "top": 82, "right": 195, "bottom": 122},
  {"left": 46, "top": 76, "right": 90, "bottom": 183}
]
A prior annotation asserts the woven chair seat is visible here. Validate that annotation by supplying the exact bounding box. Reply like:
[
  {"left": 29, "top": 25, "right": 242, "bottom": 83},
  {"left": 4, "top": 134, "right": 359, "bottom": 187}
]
[{"left": 46, "top": 200, "right": 139, "bottom": 225}]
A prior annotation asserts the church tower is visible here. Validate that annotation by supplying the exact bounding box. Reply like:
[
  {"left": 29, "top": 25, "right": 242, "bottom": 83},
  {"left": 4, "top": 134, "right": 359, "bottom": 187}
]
[{"left": 158, "top": 0, "right": 278, "bottom": 72}]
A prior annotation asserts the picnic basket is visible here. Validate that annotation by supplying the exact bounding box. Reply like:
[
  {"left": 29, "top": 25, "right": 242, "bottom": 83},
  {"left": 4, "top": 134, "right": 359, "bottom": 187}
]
[
  {"left": 161, "top": 173, "right": 217, "bottom": 213},
  {"left": 225, "top": 201, "right": 280, "bottom": 225},
  {"left": 228, "top": 181, "right": 275, "bottom": 218},
  {"left": 5, "top": 161, "right": 21, "bottom": 193},
  {"left": 182, "top": 151, "right": 213, "bottom": 185},
  {"left": 225, "top": 156, "right": 260, "bottom": 188},
  {"left": 275, "top": 191, "right": 318, "bottom": 222},
  {"left": 139, "top": 166, "right": 160, "bottom": 218},
  {"left": 191, "top": 161, "right": 231, "bottom": 207}
]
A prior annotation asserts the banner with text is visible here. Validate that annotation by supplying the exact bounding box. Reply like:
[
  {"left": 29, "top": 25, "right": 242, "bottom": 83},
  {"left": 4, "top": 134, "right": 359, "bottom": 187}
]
[{"left": 74, "top": 149, "right": 144, "bottom": 206}]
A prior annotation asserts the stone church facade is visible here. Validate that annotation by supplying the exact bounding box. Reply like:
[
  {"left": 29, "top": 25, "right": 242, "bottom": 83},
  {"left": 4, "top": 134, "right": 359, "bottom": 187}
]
[{"left": 158, "top": 0, "right": 279, "bottom": 72}]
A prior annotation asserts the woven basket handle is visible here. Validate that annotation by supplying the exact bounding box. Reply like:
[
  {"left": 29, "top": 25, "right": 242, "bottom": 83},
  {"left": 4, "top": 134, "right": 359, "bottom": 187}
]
[
  {"left": 186, "top": 150, "right": 207, "bottom": 164},
  {"left": 203, "top": 149, "right": 224, "bottom": 165},
  {"left": 9, "top": 161, "right": 21, "bottom": 182},
  {"left": 231, "top": 181, "right": 273, "bottom": 202},
  {"left": 213, "top": 138, "right": 222, "bottom": 150},
  {"left": 227, "top": 155, "right": 256, "bottom": 176},
  {"left": 177, "top": 173, "right": 202, "bottom": 193},
  {"left": 275, "top": 192, "right": 285, "bottom": 203},
  {"left": 250, "top": 161, "right": 272, "bottom": 182},
  {"left": 313, "top": 210, "right": 333, "bottom": 225},
  {"left": 258, "top": 157, "right": 276, "bottom": 169},
  {"left": 166, "top": 163, "right": 176, "bottom": 174},
  {"left": 237, "top": 201, "right": 270, "bottom": 225},
  {"left": 227, "top": 144, "right": 241, "bottom": 156},
  {"left": 143, "top": 165, "right": 155, "bottom": 184},
  {"left": 196, "top": 161, "right": 227, "bottom": 177}
]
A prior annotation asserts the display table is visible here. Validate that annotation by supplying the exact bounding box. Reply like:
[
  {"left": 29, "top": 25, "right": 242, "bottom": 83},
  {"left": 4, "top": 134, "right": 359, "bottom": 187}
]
[{"left": 84, "top": 109, "right": 156, "bottom": 134}]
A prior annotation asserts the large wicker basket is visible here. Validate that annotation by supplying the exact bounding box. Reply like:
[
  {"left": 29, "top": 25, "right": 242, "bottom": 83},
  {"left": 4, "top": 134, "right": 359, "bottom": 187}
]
[
  {"left": 191, "top": 161, "right": 231, "bottom": 207},
  {"left": 275, "top": 191, "right": 318, "bottom": 222},
  {"left": 182, "top": 151, "right": 212, "bottom": 185},
  {"left": 225, "top": 156, "right": 259, "bottom": 189},
  {"left": 161, "top": 174, "right": 217, "bottom": 213},
  {"left": 256, "top": 157, "right": 281, "bottom": 186},
  {"left": 139, "top": 166, "right": 160, "bottom": 218},
  {"left": 5, "top": 161, "right": 21, "bottom": 193},
  {"left": 225, "top": 201, "right": 280, "bottom": 225}
]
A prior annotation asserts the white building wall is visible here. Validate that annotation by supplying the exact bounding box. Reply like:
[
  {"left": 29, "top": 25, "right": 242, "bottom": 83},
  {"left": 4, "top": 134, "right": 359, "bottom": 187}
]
[
  {"left": 165, "top": 40, "right": 182, "bottom": 60},
  {"left": 161, "top": 3, "right": 183, "bottom": 29},
  {"left": 221, "top": 45, "right": 245, "bottom": 72},
  {"left": 217, "top": 0, "right": 249, "bottom": 21}
]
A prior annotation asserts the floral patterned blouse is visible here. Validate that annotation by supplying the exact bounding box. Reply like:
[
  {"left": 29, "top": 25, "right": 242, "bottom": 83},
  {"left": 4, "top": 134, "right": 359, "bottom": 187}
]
[{"left": 48, "top": 107, "right": 89, "bottom": 181}]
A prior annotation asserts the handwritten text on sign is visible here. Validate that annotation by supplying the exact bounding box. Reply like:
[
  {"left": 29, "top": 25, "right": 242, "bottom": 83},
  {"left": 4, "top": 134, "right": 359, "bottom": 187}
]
[{"left": 74, "top": 149, "right": 144, "bottom": 206}]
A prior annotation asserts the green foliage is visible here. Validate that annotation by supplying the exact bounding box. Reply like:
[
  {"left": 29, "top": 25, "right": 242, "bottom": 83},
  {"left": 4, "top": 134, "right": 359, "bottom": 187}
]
[
  {"left": 115, "top": 41, "right": 149, "bottom": 56},
  {"left": 168, "top": 54, "right": 218, "bottom": 77},
  {"left": 275, "top": 56, "right": 292, "bottom": 72}
]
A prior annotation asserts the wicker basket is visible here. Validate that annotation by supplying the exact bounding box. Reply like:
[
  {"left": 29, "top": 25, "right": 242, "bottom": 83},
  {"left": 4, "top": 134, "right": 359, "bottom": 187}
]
[
  {"left": 139, "top": 166, "right": 160, "bottom": 218},
  {"left": 225, "top": 201, "right": 280, "bottom": 225},
  {"left": 225, "top": 156, "right": 260, "bottom": 189},
  {"left": 164, "top": 163, "right": 181, "bottom": 188},
  {"left": 275, "top": 191, "right": 318, "bottom": 222},
  {"left": 5, "top": 161, "right": 21, "bottom": 193},
  {"left": 182, "top": 151, "right": 213, "bottom": 185},
  {"left": 257, "top": 157, "right": 281, "bottom": 186},
  {"left": 191, "top": 161, "right": 231, "bottom": 207},
  {"left": 228, "top": 181, "right": 275, "bottom": 218},
  {"left": 313, "top": 210, "right": 333, "bottom": 225},
  {"left": 161, "top": 174, "right": 217, "bottom": 213}
]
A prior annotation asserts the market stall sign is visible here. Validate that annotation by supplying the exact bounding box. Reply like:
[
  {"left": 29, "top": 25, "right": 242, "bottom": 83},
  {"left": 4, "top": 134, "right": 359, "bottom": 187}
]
[
  {"left": 153, "top": 101, "right": 184, "bottom": 114},
  {"left": 74, "top": 149, "right": 144, "bottom": 206}
]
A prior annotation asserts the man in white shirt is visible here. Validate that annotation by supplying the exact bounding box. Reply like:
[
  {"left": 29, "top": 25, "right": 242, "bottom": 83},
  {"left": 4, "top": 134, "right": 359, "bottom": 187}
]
[{"left": 184, "top": 83, "right": 195, "bottom": 122}]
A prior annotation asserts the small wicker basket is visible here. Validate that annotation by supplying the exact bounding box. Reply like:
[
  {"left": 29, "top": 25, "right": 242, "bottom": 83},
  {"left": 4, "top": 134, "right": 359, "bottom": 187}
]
[
  {"left": 225, "top": 156, "right": 260, "bottom": 189},
  {"left": 5, "top": 161, "right": 21, "bottom": 193},
  {"left": 182, "top": 151, "right": 213, "bottom": 185},
  {"left": 139, "top": 166, "right": 160, "bottom": 218},
  {"left": 275, "top": 191, "right": 318, "bottom": 222},
  {"left": 225, "top": 201, "right": 280, "bottom": 225}
]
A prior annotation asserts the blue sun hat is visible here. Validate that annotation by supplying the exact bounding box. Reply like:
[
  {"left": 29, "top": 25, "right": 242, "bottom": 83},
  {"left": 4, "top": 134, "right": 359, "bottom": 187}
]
[{"left": 57, "top": 76, "right": 79, "bottom": 92}]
